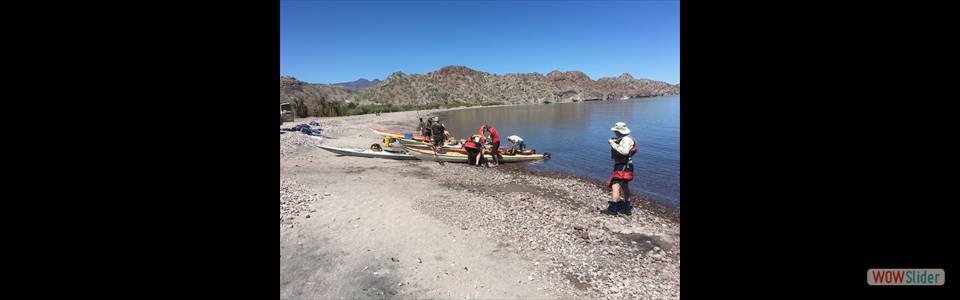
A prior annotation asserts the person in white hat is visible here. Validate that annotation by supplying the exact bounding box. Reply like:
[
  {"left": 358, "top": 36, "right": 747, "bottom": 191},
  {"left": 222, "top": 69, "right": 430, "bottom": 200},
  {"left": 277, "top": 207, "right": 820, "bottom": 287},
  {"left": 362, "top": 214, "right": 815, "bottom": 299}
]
[
  {"left": 506, "top": 135, "right": 525, "bottom": 154},
  {"left": 603, "top": 122, "right": 637, "bottom": 215}
]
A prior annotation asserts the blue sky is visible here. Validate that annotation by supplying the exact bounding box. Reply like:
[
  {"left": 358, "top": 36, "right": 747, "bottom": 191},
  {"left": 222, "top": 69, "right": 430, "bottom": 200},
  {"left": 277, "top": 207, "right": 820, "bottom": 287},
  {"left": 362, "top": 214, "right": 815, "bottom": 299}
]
[{"left": 280, "top": 0, "right": 679, "bottom": 84}]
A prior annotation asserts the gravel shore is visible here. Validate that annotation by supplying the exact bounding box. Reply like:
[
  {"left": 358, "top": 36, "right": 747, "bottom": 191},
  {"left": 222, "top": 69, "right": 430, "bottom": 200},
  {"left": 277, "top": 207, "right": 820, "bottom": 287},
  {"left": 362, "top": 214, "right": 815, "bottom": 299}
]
[{"left": 280, "top": 108, "right": 679, "bottom": 299}]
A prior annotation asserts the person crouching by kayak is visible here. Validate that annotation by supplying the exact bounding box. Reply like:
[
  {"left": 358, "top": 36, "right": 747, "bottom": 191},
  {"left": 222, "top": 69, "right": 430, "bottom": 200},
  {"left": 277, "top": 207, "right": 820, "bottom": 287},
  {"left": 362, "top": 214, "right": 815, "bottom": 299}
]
[
  {"left": 482, "top": 124, "right": 503, "bottom": 167},
  {"left": 430, "top": 116, "right": 446, "bottom": 151},
  {"left": 463, "top": 135, "right": 489, "bottom": 167},
  {"left": 603, "top": 122, "right": 638, "bottom": 215},
  {"left": 507, "top": 135, "right": 526, "bottom": 154}
]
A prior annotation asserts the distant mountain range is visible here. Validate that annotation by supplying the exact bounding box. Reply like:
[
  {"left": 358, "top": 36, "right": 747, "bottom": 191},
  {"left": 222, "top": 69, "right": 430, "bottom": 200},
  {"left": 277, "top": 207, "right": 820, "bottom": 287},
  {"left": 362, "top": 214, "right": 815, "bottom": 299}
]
[
  {"left": 332, "top": 78, "right": 381, "bottom": 91},
  {"left": 280, "top": 66, "right": 679, "bottom": 112}
]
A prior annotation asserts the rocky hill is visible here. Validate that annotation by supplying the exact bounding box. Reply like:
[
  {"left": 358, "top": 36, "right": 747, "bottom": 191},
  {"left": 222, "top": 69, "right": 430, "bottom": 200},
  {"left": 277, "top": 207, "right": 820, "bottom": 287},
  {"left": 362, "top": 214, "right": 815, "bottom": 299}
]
[
  {"left": 332, "top": 78, "right": 381, "bottom": 91},
  {"left": 279, "top": 66, "right": 679, "bottom": 114},
  {"left": 347, "top": 66, "right": 678, "bottom": 105},
  {"left": 279, "top": 76, "right": 353, "bottom": 104}
]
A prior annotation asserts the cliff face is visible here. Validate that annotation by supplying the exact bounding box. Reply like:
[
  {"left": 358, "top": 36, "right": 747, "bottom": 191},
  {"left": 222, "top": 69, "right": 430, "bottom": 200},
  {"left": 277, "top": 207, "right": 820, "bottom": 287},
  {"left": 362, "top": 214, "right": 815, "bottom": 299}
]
[{"left": 280, "top": 66, "right": 679, "bottom": 106}]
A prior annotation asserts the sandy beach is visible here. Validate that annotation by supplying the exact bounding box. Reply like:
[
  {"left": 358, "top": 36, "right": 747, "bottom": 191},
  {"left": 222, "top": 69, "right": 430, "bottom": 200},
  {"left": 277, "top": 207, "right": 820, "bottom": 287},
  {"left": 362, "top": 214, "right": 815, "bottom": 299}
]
[{"left": 280, "top": 108, "right": 680, "bottom": 299}]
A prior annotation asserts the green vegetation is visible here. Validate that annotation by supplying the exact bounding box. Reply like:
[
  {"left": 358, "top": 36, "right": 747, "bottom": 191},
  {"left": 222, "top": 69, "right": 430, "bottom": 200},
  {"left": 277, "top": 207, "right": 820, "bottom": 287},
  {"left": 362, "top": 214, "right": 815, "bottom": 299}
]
[
  {"left": 291, "top": 98, "right": 308, "bottom": 118},
  {"left": 309, "top": 96, "right": 341, "bottom": 117}
]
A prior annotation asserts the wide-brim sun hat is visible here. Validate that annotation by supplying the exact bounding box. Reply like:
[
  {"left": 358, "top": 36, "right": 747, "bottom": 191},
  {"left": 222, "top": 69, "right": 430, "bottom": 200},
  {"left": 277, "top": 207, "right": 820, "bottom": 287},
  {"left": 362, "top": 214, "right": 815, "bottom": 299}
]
[{"left": 610, "top": 122, "right": 631, "bottom": 135}]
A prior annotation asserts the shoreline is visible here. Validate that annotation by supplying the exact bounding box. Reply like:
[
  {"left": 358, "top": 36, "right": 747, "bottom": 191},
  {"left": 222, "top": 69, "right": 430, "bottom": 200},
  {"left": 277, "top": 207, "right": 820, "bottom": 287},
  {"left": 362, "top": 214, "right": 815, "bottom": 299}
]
[
  {"left": 492, "top": 164, "right": 681, "bottom": 223},
  {"left": 289, "top": 103, "right": 680, "bottom": 222},
  {"left": 281, "top": 108, "right": 680, "bottom": 299},
  {"left": 302, "top": 94, "right": 680, "bottom": 121},
  {"left": 430, "top": 96, "right": 681, "bottom": 221}
]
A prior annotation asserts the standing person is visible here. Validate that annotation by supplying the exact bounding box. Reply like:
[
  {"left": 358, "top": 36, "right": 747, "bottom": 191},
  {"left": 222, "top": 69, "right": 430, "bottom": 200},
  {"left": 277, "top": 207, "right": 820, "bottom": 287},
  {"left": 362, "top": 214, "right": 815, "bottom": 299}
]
[
  {"left": 507, "top": 135, "right": 525, "bottom": 154},
  {"left": 430, "top": 116, "right": 446, "bottom": 151},
  {"left": 477, "top": 125, "right": 488, "bottom": 143},
  {"left": 418, "top": 117, "right": 428, "bottom": 137},
  {"left": 482, "top": 124, "right": 503, "bottom": 166},
  {"left": 603, "top": 122, "right": 637, "bottom": 215},
  {"left": 423, "top": 117, "right": 434, "bottom": 139}
]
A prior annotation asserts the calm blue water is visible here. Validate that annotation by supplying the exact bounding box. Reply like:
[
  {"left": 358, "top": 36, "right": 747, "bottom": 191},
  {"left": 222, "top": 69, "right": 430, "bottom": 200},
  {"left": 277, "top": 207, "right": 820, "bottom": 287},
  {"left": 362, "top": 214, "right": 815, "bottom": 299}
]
[{"left": 439, "top": 96, "right": 680, "bottom": 209}]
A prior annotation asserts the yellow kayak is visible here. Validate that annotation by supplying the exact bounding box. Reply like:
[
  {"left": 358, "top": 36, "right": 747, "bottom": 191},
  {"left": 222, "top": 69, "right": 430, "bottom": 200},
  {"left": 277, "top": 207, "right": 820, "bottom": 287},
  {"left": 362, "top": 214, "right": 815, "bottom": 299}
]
[{"left": 404, "top": 145, "right": 549, "bottom": 163}]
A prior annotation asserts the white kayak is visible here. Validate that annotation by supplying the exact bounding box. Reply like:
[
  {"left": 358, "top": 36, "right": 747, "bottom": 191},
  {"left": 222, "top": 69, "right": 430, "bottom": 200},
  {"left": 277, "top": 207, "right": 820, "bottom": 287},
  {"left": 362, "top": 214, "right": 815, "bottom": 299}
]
[{"left": 317, "top": 145, "right": 417, "bottom": 160}]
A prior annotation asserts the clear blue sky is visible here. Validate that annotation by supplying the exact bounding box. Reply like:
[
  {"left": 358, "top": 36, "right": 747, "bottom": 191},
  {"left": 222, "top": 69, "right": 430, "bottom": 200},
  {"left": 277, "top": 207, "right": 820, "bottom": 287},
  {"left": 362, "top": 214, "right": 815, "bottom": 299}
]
[{"left": 280, "top": 0, "right": 679, "bottom": 84}]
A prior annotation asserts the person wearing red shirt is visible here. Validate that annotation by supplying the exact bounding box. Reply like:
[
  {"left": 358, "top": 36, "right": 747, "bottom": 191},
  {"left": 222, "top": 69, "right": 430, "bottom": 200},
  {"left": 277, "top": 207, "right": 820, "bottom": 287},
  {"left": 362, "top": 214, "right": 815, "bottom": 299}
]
[{"left": 482, "top": 124, "right": 502, "bottom": 166}]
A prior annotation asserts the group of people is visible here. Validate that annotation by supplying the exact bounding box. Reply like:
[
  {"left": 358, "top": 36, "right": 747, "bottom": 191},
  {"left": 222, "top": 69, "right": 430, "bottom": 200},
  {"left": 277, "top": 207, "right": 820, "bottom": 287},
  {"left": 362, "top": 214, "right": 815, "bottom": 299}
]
[
  {"left": 418, "top": 116, "right": 638, "bottom": 216},
  {"left": 419, "top": 116, "right": 448, "bottom": 149},
  {"left": 462, "top": 124, "right": 521, "bottom": 167},
  {"left": 417, "top": 117, "right": 526, "bottom": 168}
]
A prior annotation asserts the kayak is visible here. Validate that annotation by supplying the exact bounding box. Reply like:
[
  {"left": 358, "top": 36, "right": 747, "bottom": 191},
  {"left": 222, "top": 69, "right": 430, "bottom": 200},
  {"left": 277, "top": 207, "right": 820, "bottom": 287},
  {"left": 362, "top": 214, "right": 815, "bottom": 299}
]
[
  {"left": 370, "top": 128, "right": 428, "bottom": 140},
  {"left": 317, "top": 145, "right": 417, "bottom": 160},
  {"left": 400, "top": 139, "right": 536, "bottom": 155},
  {"left": 406, "top": 147, "right": 549, "bottom": 163},
  {"left": 404, "top": 145, "right": 550, "bottom": 163},
  {"left": 377, "top": 136, "right": 458, "bottom": 152},
  {"left": 396, "top": 137, "right": 463, "bottom": 149},
  {"left": 372, "top": 128, "right": 465, "bottom": 146}
]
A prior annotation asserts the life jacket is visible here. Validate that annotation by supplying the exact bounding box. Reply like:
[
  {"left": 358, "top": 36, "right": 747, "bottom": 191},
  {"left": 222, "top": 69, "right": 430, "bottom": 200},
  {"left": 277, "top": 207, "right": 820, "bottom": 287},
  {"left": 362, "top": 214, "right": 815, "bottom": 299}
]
[
  {"left": 607, "top": 163, "right": 635, "bottom": 186},
  {"left": 463, "top": 140, "right": 480, "bottom": 150},
  {"left": 610, "top": 136, "right": 638, "bottom": 164}
]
